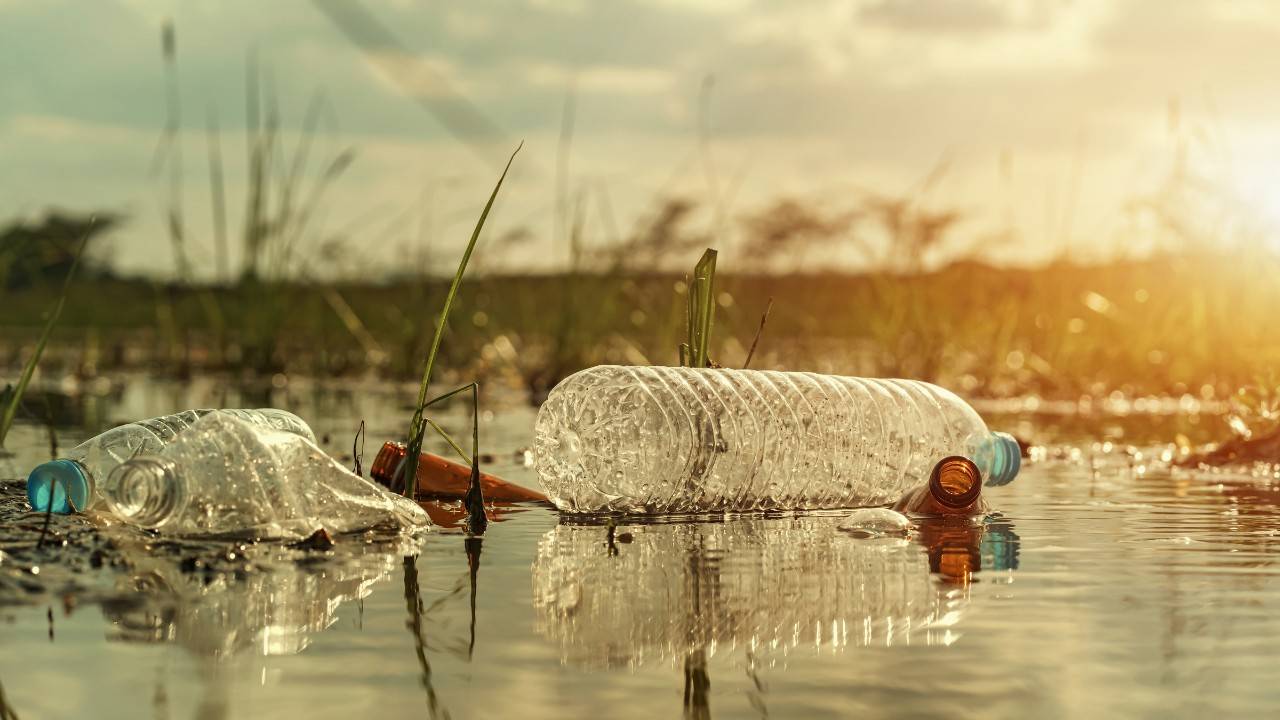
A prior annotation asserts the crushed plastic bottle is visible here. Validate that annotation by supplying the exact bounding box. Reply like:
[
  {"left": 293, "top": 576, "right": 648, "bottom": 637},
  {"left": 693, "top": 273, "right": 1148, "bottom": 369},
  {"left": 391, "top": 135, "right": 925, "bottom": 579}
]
[
  {"left": 96, "top": 411, "right": 428, "bottom": 539},
  {"left": 27, "top": 408, "right": 314, "bottom": 514},
  {"left": 534, "top": 365, "right": 1022, "bottom": 514}
]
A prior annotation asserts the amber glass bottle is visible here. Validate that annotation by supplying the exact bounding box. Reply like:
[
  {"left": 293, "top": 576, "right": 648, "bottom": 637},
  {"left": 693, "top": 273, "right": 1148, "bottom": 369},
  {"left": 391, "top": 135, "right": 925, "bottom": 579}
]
[
  {"left": 892, "top": 456, "right": 987, "bottom": 516},
  {"left": 369, "top": 442, "right": 548, "bottom": 503}
]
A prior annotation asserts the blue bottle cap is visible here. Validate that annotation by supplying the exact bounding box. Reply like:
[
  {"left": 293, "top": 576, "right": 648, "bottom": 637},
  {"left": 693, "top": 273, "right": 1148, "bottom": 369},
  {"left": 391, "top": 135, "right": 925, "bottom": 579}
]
[
  {"left": 983, "top": 432, "right": 1022, "bottom": 487},
  {"left": 27, "top": 459, "right": 91, "bottom": 514}
]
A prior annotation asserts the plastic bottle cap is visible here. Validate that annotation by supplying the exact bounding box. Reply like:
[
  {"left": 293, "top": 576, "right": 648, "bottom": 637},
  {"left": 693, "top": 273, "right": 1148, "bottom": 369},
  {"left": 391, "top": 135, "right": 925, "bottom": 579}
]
[
  {"left": 983, "top": 432, "right": 1022, "bottom": 487},
  {"left": 27, "top": 460, "right": 91, "bottom": 514}
]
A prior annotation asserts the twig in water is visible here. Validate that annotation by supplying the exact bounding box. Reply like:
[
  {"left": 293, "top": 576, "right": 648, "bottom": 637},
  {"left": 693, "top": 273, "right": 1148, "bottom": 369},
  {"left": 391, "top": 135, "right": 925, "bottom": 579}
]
[
  {"left": 352, "top": 420, "right": 366, "bottom": 476},
  {"left": 43, "top": 395, "right": 58, "bottom": 459},
  {"left": 463, "top": 389, "right": 487, "bottom": 536},
  {"left": 37, "top": 500, "right": 53, "bottom": 551},
  {"left": 464, "top": 537, "right": 482, "bottom": 659},
  {"left": 742, "top": 297, "right": 774, "bottom": 370}
]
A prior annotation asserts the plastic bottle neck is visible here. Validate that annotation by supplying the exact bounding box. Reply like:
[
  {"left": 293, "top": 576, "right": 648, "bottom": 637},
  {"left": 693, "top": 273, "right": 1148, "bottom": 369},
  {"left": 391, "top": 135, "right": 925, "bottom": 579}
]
[
  {"left": 979, "top": 432, "right": 1021, "bottom": 487},
  {"left": 103, "top": 457, "right": 185, "bottom": 528}
]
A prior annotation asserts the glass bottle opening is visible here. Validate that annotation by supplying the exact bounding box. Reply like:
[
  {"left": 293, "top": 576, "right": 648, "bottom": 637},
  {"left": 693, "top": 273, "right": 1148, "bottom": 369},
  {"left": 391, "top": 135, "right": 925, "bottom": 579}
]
[{"left": 928, "top": 456, "right": 983, "bottom": 509}]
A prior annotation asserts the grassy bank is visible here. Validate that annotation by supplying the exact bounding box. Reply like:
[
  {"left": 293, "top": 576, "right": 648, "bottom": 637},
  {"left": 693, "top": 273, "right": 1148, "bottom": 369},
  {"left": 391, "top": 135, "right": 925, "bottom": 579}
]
[{"left": 2, "top": 252, "right": 1277, "bottom": 403}]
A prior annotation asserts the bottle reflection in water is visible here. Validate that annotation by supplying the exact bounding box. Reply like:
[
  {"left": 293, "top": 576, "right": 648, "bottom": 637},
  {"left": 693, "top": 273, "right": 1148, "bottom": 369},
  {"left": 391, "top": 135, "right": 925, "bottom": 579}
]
[
  {"left": 532, "top": 517, "right": 992, "bottom": 670},
  {"left": 98, "top": 542, "right": 403, "bottom": 658}
]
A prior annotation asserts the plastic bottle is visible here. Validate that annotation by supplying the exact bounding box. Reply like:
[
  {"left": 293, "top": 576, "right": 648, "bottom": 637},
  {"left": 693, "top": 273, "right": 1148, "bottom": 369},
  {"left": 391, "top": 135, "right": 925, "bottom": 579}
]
[
  {"left": 98, "top": 411, "right": 428, "bottom": 539},
  {"left": 534, "top": 365, "right": 1021, "bottom": 514},
  {"left": 27, "top": 408, "right": 314, "bottom": 514}
]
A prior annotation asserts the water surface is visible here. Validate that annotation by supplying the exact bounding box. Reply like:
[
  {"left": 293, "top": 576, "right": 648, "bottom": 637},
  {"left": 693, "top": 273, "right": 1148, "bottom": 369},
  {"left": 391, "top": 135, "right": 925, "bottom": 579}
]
[{"left": 1, "top": 378, "right": 1276, "bottom": 718}]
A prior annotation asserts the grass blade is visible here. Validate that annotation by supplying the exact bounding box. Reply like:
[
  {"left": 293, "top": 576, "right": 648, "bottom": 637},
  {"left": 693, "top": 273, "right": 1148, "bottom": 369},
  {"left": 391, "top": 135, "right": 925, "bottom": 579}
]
[
  {"left": 688, "top": 248, "right": 717, "bottom": 367},
  {"left": 0, "top": 219, "right": 94, "bottom": 448},
  {"left": 399, "top": 142, "right": 521, "bottom": 498},
  {"left": 742, "top": 297, "right": 773, "bottom": 369}
]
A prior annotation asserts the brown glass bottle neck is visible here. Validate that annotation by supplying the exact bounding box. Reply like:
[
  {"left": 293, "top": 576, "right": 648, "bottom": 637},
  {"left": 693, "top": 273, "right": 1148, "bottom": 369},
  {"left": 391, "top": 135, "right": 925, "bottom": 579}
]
[{"left": 928, "top": 456, "right": 983, "bottom": 509}]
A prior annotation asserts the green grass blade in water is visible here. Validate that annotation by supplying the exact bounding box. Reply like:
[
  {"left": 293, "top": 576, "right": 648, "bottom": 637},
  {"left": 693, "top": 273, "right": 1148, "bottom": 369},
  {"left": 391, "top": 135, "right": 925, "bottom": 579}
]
[
  {"left": 400, "top": 143, "right": 522, "bottom": 498},
  {"left": 0, "top": 220, "right": 93, "bottom": 448},
  {"left": 688, "top": 248, "right": 717, "bottom": 367}
]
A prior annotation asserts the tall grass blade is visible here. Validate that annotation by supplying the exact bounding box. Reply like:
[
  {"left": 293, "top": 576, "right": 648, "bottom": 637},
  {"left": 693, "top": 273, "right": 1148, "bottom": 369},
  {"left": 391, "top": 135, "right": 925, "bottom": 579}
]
[
  {"left": 688, "top": 248, "right": 717, "bottom": 367},
  {"left": 398, "top": 142, "right": 521, "bottom": 498},
  {"left": 742, "top": 297, "right": 773, "bottom": 369},
  {"left": 242, "top": 50, "right": 264, "bottom": 280},
  {"left": 0, "top": 219, "right": 94, "bottom": 448}
]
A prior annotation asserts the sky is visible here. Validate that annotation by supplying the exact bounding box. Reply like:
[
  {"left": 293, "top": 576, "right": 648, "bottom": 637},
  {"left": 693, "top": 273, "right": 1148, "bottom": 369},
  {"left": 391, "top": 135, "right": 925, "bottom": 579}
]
[{"left": 4, "top": 0, "right": 1280, "bottom": 278}]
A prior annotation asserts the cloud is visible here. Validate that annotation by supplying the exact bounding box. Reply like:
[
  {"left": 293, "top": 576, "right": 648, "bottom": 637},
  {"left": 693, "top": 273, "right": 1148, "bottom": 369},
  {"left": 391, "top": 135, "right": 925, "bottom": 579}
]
[
  {"left": 861, "top": 0, "right": 1017, "bottom": 33},
  {"left": 5, "top": 0, "right": 1280, "bottom": 276}
]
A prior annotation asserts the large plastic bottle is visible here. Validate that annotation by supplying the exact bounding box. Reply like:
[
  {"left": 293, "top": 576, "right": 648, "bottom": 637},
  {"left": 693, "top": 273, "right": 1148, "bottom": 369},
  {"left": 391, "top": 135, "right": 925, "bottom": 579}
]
[
  {"left": 534, "top": 365, "right": 1021, "bottom": 514},
  {"left": 97, "top": 411, "right": 428, "bottom": 539},
  {"left": 27, "top": 408, "right": 314, "bottom": 514}
]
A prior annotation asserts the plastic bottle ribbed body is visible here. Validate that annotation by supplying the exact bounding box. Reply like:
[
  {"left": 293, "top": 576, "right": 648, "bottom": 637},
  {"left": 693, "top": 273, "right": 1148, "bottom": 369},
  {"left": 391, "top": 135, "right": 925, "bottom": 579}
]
[
  {"left": 66, "top": 409, "right": 314, "bottom": 506},
  {"left": 100, "top": 411, "right": 427, "bottom": 539},
  {"left": 534, "top": 365, "right": 1016, "bottom": 514}
]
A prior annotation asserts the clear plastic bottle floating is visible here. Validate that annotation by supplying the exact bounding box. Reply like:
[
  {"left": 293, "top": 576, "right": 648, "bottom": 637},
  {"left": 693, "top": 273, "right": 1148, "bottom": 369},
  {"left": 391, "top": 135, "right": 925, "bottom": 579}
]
[
  {"left": 27, "top": 408, "right": 314, "bottom": 514},
  {"left": 534, "top": 365, "right": 1021, "bottom": 514},
  {"left": 99, "top": 411, "right": 427, "bottom": 539}
]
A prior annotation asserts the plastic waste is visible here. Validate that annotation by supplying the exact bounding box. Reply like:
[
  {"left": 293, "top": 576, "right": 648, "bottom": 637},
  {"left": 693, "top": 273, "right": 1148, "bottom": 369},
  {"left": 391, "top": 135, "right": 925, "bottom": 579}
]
[
  {"left": 27, "top": 408, "right": 314, "bottom": 514},
  {"left": 534, "top": 365, "right": 1021, "bottom": 514},
  {"left": 96, "top": 412, "right": 428, "bottom": 539}
]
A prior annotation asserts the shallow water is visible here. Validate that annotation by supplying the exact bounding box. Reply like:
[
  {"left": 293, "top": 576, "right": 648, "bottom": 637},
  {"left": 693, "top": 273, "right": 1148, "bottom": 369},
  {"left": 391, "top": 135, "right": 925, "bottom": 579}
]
[{"left": 1, "top": 377, "right": 1278, "bottom": 718}]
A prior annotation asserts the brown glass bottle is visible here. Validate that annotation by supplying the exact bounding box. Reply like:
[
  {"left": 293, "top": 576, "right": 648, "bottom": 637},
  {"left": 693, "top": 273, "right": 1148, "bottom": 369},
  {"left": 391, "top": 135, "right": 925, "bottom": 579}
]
[
  {"left": 892, "top": 456, "right": 988, "bottom": 517},
  {"left": 369, "top": 441, "right": 549, "bottom": 503}
]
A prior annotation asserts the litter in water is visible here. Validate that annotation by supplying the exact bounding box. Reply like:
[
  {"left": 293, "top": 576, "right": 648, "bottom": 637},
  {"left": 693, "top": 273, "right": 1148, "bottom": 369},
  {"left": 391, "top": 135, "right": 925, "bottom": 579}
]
[{"left": 95, "top": 412, "right": 428, "bottom": 539}]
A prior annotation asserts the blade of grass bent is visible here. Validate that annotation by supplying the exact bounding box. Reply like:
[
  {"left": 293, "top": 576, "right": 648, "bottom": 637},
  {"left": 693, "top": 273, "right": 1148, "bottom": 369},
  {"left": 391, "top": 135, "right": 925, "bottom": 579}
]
[
  {"left": 0, "top": 219, "right": 94, "bottom": 448},
  {"left": 400, "top": 142, "right": 522, "bottom": 498}
]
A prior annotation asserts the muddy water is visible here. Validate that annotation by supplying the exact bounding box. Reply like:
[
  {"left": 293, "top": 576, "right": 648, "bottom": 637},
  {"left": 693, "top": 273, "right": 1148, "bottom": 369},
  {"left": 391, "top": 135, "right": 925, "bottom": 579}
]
[{"left": 1, "top": 377, "right": 1278, "bottom": 718}]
